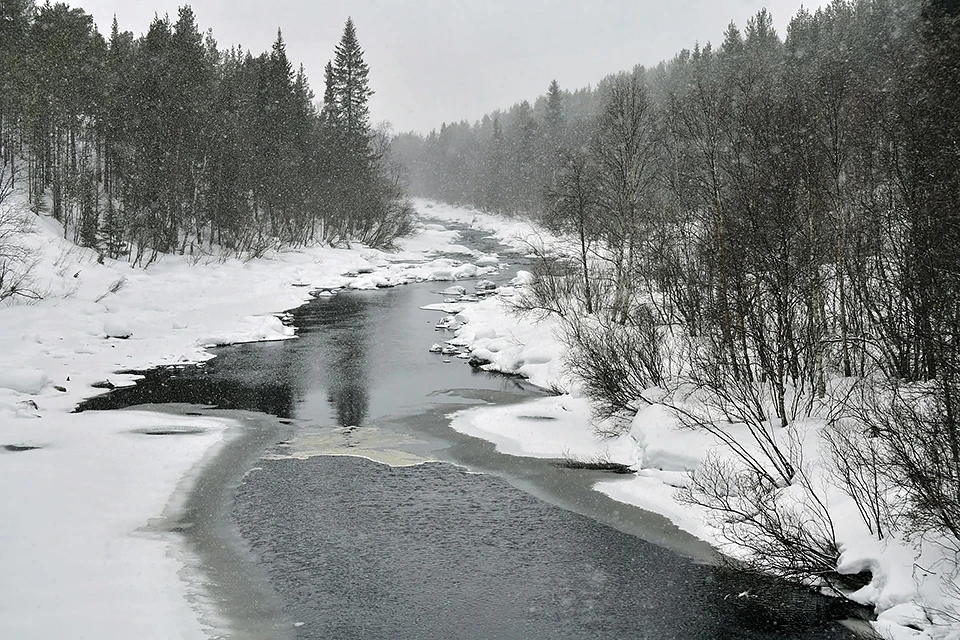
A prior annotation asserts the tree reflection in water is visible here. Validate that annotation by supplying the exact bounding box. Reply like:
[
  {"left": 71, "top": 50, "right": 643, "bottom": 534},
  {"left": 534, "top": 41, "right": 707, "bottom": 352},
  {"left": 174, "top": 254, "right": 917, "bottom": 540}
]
[{"left": 319, "top": 293, "right": 371, "bottom": 427}]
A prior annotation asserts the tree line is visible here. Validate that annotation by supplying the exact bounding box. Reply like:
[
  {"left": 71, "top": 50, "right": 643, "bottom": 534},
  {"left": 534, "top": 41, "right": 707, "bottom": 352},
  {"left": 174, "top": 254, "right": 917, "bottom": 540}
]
[
  {"left": 398, "top": 0, "right": 960, "bottom": 588},
  {"left": 0, "top": 2, "right": 414, "bottom": 267}
]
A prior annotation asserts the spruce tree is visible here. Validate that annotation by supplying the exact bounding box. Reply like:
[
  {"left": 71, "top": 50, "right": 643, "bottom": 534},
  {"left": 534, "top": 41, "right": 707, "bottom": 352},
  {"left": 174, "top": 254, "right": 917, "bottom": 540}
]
[
  {"left": 332, "top": 18, "right": 373, "bottom": 143},
  {"left": 321, "top": 60, "right": 340, "bottom": 127},
  {"left": 0, "top": 0, "right": 35, "bottom": 172},
  {"left": 545, "top": 79, "right": 564, "bottom": 146}
]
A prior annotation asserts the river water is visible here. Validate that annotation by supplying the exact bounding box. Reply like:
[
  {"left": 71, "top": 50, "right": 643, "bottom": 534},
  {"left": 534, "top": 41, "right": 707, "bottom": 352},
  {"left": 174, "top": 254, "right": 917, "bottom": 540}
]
[{"left": 80, "top": 226, "right": 864, "bottom": 639}]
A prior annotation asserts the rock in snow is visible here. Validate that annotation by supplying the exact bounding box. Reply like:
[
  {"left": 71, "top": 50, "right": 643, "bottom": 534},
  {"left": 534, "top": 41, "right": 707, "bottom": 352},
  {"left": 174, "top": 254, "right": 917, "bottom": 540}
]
[{"left": 475, "top": 279, "right": 497, "bottom": 291}]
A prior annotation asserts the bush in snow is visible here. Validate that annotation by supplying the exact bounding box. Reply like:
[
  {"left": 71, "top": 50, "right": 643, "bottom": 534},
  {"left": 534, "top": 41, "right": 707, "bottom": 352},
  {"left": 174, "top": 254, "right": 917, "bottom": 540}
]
[
  {"left": 834, "top": 375, "right": 960, "bottom": 551},
  {"left": 0, "top": 183, "right": 41, "bottom": 304},
  {"left": 561, "top": 307, "right": 669, "bottom": 420},
  {"left": 679, "top": 449, "right": 843, "bottom": 592}
]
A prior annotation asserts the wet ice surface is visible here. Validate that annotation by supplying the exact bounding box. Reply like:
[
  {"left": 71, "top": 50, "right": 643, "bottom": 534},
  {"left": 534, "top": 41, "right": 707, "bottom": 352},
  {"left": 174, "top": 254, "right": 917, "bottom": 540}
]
[{"left": 236, "top": 455, "right": 856, "bottom": 640}]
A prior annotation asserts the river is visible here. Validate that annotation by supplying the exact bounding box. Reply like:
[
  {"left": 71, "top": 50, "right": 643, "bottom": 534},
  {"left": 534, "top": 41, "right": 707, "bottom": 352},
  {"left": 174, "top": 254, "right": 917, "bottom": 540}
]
[{"left": 79, "top": 223, "right": 865, "bottom": 639}]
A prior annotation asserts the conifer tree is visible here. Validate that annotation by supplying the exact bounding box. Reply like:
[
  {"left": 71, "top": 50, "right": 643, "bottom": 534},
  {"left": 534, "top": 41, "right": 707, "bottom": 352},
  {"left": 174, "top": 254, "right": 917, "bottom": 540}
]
[
  {"left": 0, "top": 0, "right": 35, "bottom": 174},
  {"left": 321, "top": 60, "right": 340, "bottom": 127},
  {"left": 544, "top": 79, "right": 564, "bottom": 147},
  {"left": 331, "top": 18, "right": 374, "bottom": 144}
]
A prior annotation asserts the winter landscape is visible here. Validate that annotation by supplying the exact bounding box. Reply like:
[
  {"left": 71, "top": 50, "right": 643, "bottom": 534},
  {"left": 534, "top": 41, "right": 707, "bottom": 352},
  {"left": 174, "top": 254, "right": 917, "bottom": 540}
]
[{"left": 2, "top": 1, "right": 960, "bottom": 639}]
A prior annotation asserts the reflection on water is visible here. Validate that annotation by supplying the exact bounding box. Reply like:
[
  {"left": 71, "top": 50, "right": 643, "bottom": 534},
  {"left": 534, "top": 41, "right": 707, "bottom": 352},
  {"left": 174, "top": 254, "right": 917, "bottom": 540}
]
[
  {"left": 78, "top": 277, "right": 538, "bottom": 428},
  {"left": 319, "top": 293, "right": 371, "bottom": 427}
]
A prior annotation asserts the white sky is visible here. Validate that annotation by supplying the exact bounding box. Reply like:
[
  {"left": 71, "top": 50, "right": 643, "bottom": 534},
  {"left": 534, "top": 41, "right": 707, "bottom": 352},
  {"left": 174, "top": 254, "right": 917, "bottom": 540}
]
[{"left": 75, "top": 1, "right": 828, "bottom": 134}]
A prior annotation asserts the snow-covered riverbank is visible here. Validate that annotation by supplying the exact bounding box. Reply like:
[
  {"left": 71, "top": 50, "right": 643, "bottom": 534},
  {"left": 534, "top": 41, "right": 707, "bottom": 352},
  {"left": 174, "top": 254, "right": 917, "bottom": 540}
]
[
  {"left": 424, "top": 200, "right": 958, "bottom": 640},
  {"left": 0, "top": 199, "right": 501, "bottom": 638}
]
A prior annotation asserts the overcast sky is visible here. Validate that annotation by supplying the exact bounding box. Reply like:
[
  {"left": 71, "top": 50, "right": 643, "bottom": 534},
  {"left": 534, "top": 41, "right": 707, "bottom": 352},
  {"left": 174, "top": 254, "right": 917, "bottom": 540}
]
[{"left": 76, "top": 0, "right": 827, "bottom": 134}]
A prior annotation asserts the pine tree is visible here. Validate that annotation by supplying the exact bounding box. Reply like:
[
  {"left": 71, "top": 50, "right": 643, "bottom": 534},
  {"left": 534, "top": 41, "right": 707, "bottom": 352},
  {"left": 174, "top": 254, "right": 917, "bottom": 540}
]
[
  {"left": 331, "top": 18, "right": 373, "bottom": 143},
  {"left": 545, "top": 79, "right": 564, "bottom": 147},
  {"left": 103, "top": 15, "right": 134, "bottom": 204},
  {"left": 321, "top": 60, "right": 339, "bottom": 127},
  {"left": 171, "top": 5, "right": 213, "bottom": 247}
]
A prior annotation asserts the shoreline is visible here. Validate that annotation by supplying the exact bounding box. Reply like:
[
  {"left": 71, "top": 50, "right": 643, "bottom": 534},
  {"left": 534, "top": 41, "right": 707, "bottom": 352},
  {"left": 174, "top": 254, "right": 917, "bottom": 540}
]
[
  {"left": 169, "top": 405, "right": 296, "bottom": 640},
  {"left": 0, "top": 202, "right": 501, "bottom": 638}
]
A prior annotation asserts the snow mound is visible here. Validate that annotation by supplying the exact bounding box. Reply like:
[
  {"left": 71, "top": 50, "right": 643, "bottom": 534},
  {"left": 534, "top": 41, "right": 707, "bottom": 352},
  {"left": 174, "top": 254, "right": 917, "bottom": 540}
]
[
  {"left": 0, "top": 368, "right": 51, "bottom": 395},
  {"left": 441, "top": 285, "right": 467, "bottom": 296},
  {"left": 511, "top": 271, "right": 534, "bottom": 286},
  {"left": 430, "top": 269, "right": 455, "bottom": 281},
  {"left": 103, "top": 319, "right": 133, "bottom": 339},
  {"left": 453, "top": 263, "right": 478, "bottom": 279}
]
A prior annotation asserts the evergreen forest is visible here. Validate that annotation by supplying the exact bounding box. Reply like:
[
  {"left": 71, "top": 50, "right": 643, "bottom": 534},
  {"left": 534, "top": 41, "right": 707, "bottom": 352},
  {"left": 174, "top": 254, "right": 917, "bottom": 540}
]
[{"left": 0, "top": 2, "right": 414, "bottom": 267}]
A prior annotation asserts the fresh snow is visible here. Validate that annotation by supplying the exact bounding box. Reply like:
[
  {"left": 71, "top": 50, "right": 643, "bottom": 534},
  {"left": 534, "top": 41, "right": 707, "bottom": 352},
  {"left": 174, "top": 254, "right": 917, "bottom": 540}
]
[
  {"left": 0, "top": 197, "right": 509, "bottom": 639},
  {"left": 0, "top": 410, "right": 229, "bottom": 639},
  {"left": 423, "top": 200, "right": 959, "bottom": 640}
]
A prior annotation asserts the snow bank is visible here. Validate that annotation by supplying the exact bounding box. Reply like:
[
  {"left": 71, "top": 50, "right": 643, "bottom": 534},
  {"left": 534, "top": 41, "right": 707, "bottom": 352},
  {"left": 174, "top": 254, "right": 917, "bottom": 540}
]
[
  {"left": 424, "top": 201, "right": 957, "bottom": 639},
  {"left": 449, "top": 393, "right": 634, "bottom": 462},
  {"left": 447, "top": 293, "right": 565, "bottom": 390},
  {"left": 0, "top": 195, "right": 504, "bottom": 639},
  {"left": 0, "top": 368, "right": 51, "bottom": 395},
  {"left": 0, "top": 410, "right": 230, "bottom": 639}
]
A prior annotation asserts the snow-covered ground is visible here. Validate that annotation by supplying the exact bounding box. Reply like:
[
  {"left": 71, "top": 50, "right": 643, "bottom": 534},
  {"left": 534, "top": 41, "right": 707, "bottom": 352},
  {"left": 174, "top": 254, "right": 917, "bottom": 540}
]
[
  {"left": 422, "top": 202, "right": 960, "bottom": 640},
  {"left": 0, "top": 197, "right": 500, "bottom": 638}
]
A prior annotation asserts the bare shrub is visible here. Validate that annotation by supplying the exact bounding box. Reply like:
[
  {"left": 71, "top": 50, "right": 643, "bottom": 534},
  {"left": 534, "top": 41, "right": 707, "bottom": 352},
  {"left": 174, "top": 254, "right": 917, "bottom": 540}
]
[
  {"left": 355, "top": 196, "right": 418, "bottom": 250},
  {"left": 509, "top": 251, "right": 599, "bottom": 319},
  {"left": 822, "top": 385, "right": 893, "bottom": 540},
  {"left": 842, "top": 375, "right": 960, "bottom": 550},
  {"left": 679, "top": 450, "right": 842, "bottom": 591},
  {"left": 562, "top": 305, "right": 667, "bottom": 420},
  {"left": 672, "top": 346, "right": 798, "bottom": 487},
  {"left": 0, "top": 179, "right": 41, "bottom": 303},
  {"left": 94, "top": 277, "right": 128, "bottom": 303}
]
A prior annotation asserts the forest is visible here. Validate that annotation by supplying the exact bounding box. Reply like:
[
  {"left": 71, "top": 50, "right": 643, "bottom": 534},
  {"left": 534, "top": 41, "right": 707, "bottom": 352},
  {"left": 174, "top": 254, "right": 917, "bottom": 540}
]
[
  {"left": 396, "top": 0, "right": 960, "bottom": 588},
  {"left": 0, "top": 1, "right": 414, "bottom": 278}
]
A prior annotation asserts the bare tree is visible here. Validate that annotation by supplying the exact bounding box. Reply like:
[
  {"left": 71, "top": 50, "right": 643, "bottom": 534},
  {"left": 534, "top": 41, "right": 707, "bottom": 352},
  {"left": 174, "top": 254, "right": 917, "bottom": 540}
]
[
  {"left": 592, "top": 71, "right": 661, "bottom": 324},
  {"left": 541, "top": 149, "right": 600, "bottom": 314}
]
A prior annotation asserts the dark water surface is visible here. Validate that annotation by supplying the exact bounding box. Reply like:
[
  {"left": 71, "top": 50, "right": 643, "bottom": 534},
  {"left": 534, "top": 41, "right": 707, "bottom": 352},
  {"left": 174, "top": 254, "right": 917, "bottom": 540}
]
[
  {"left": 81, "top": 226, "right": 864, "bottom": 639},
  {"left": 237, "top": 455, "right": 862, "bottom": 640}
]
